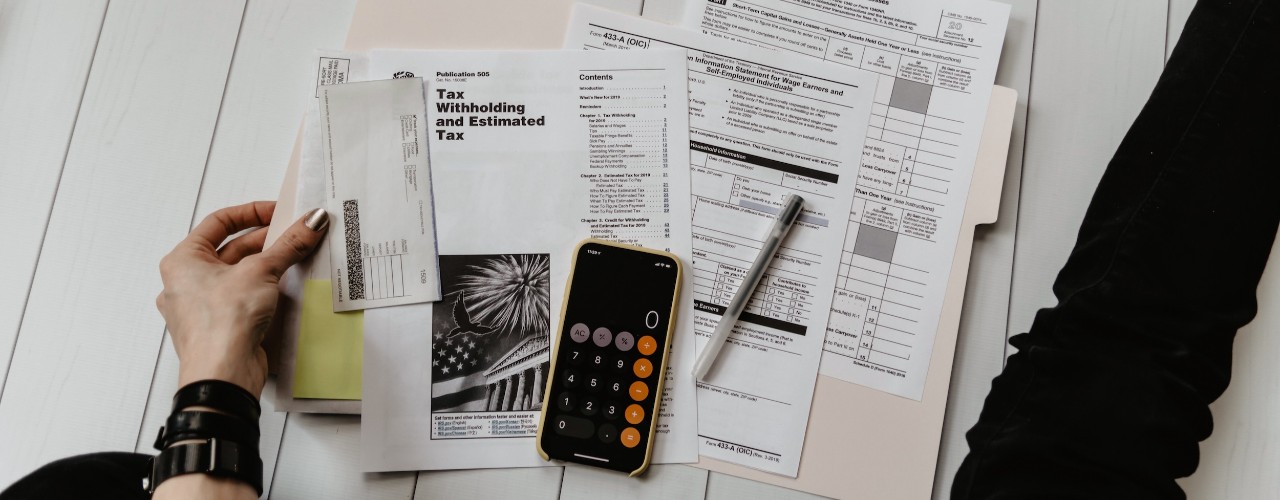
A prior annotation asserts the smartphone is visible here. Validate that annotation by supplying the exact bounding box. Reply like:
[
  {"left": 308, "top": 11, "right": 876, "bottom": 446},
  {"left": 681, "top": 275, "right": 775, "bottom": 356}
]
[{"left": 536, "top": 239, "right": 682, "bottom": 476}]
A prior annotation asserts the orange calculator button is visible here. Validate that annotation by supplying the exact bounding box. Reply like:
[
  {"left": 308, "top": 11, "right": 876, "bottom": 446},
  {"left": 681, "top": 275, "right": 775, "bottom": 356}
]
[
  {"left": 620, "top": 427, "right": 641, "bottom": 448},
  {"left": 632, "top": 358, "right": 653, "bottom": 379},
  {"left": 637, "top": 335, "right": 658, "bottom": 356},
  {"left": 629, "top": 381, "right": 649, "bottom": 401},
  {"left": 625, "top": 404, "right": 645, "bottom": 425}
]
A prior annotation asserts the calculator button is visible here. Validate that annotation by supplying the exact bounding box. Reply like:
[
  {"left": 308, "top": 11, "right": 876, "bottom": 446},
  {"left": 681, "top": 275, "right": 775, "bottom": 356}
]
[
  {"left": 563, "top": 368, "right": 580, "bottom": 389},
  {"left": 556, "top": 392, "right": 576, "bottom": 412},
  {"left": 620, "top": 427, "right": 641, "bottom": 448},
  {"left": 637, "top": 335, "right": 658, "bottom": 355},
  {"left": 566, "top": 348, "right": 585, "bottom": 366},
  {"left": 614, "top": 331, "right": 634, "bottom": 351},
  {"left": 570, "top": 323, "right": 590, "bottom": 343},
  {"left": 606, "top": 378, "right": 626, "bottom": 397},
  {"left": 590, "top": 353, "right": 606, "bottom": 369},
  {"left": 610, "top": 357, "right": 627, "bottom": 374},
  {"left": 592, "top": 327, "right": 613, "bottom": 347},
  {"left": 633, "top": 358, "right": 654, "bottom": 379},
  {"left": 581, "top": 397, "right": 599, "bottom": 416},
  {"left": 602, "top": 401, "right": 621, "bottom": 420},
  {"left": 629, "top": 381, "right": 649, "bottom": 401},
  {"left": 553, "top": 415, "right": 595, "bottom": 439},
  {"left": 625, "top": 404, "right": 645, "bottom": 425},
  {"left": 597, "top": 424, "right": 618, "bottom": 443},
  {"left": 585, "top": 374, "right": 603, "bottom": 393}
]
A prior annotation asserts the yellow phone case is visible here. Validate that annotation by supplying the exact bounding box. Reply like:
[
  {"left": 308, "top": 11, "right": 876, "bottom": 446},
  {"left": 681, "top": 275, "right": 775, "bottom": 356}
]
[{"left": 535, "top": 238, "right": 682, "bottom": 476}]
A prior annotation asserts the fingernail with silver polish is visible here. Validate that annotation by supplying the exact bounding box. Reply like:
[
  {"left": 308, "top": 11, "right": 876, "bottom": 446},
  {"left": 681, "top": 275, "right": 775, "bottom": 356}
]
[{"left": 304, "top": 208, "right": 329, "bottom": 232}]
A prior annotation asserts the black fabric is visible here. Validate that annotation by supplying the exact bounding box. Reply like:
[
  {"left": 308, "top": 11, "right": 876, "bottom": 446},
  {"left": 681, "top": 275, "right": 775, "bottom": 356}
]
[
  {"left": 0, "top": 452, "right": 149, "bottom": 500},
  {"left": 954, "top": 0, "right": 1279, "bottom": 498}
]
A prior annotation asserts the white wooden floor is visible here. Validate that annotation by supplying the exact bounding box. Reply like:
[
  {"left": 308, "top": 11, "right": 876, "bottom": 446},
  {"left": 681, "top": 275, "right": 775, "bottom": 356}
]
[{"left": 2, "top": 0, "right": 1276, "bottom": 498}]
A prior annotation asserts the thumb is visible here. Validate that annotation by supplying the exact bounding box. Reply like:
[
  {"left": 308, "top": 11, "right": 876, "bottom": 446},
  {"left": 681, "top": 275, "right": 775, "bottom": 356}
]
[{"left": 257, "top": 207, "right": 329, "bottom": 278}]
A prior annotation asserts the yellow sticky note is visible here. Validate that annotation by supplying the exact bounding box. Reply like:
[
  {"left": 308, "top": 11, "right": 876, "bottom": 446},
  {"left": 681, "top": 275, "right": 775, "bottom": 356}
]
[{"left": 293, "top": 279, "right": 363, "bottom": 400}]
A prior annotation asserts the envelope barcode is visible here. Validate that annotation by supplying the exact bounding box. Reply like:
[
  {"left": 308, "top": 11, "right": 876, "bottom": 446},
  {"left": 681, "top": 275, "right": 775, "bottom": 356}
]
[{"left": 342, "top": 200, "right": 365, "bottom": 300}]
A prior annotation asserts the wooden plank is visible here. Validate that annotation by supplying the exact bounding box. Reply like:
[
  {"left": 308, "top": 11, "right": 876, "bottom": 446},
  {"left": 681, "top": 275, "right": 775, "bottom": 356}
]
[
  {"left": 1165, "top": 0, "right": 1196, "bottom": 61},
  {"left": 704, "top": 472, "right": 823, "bottom": 500},
  {"left": 129, "top": 0, "right": 358, "bottom": 496},
  {"left": 269, "top": 414, "right": 416, "bottom": 499},
  {"left": 417, "top": 467, "right": 564, "bottom": 500},
  {"left": 559, "top": 464, "right": 708, "bottom": 500},
  {"left": 931, "top": 0, "right": 1038, "bottom": 497},
  {"left": 1180, "top": 245, "right": 1280, "bottom": 498},
  {"left": 1006, "top": 0, "right": 1166, "bottom": 345},
  {"left": 0, "top": 0, "right": 108, "bottom": 392},
  {"left": 0, "top": 0, "right": 245, "bottom": 485}
]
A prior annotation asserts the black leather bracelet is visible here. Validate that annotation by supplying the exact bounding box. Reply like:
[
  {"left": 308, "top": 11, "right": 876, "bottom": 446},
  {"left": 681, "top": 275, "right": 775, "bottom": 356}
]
[
  {"left": 171, "top": 379, "right": 261, "bottom": 423},
  {"left": 146, "top": 438, "right": 264, "bottom": 495},
  {"left": 154, "top": 410, "right": 261, "bottom": 451}
]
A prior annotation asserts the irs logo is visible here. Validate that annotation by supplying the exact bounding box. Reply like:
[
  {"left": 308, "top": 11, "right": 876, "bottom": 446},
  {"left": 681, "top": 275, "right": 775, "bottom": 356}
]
[{"left": 392, "top": 71, "right": 415, "bottom": 79}]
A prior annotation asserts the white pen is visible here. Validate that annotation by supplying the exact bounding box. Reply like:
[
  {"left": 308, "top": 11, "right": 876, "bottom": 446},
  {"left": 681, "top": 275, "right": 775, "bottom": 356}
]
[{"left": 693, "top": 193, "right": 805, "bottom": 381}]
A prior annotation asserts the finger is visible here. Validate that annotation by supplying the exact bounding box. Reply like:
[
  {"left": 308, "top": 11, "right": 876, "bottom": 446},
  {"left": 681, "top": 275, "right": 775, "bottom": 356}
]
[
  {"left": 217, "top": 226, "right": 270, "bottom": 265},
  {"left": 253, "top": 207, "right": 329, "bottom": 278},
  {"left": 186, "top": 201, "right": 277, "bottom": 250}
]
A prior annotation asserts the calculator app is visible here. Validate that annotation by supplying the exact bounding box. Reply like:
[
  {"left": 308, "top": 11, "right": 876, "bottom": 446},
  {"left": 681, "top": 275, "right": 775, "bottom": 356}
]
[{"left": 538, "top": 241, "right": 679, "bottom": 473}]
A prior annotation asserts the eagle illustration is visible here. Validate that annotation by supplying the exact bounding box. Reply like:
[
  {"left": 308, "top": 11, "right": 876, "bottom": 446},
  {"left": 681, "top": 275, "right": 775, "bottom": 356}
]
[{"left": 447, "top": 292, "right": 497, "bottom": 338}]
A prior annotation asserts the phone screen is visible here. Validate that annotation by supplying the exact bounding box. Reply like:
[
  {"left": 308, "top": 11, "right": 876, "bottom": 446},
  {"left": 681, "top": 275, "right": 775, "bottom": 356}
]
[{"left": 538, "top": 241, "right": 679, "bottom": 474}]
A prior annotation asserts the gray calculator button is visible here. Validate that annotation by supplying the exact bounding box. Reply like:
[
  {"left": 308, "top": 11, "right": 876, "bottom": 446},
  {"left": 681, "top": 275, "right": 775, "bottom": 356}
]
[
  {"left": 615, "top": 331, "right": 634, "bottom": 351},
  {"left": 570, "top": 323, "right": 590, "bottom": 343},
  {"left": 592, "top": 327, "right": 613, "bottom": 347}
]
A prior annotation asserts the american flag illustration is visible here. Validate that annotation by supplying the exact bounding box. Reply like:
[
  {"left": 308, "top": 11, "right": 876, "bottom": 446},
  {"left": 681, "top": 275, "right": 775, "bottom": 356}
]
[{"left": 430, "top": 254, "right": 551, "bottom": 413}]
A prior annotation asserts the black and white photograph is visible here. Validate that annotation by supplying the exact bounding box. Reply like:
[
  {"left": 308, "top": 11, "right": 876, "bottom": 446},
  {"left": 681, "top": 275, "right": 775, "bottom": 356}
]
[{"left": 430, "top": 254, "right": 552, "bottom": 416}]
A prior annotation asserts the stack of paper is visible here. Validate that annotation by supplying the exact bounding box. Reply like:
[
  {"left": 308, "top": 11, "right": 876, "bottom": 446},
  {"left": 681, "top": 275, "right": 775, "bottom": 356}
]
[{"left": 270, "top": 0, "right": 1011, "bottom": 486}]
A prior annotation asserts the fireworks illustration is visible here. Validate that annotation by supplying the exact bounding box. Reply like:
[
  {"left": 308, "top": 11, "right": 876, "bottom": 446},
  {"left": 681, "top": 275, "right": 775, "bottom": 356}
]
[{"left": 456, "top": 254, "right": 551, "bottom": 337}]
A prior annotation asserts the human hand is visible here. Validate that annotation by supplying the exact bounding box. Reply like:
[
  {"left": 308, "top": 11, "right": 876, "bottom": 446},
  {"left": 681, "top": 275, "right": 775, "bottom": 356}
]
[{"left": 156, "top": 201, "right": 329, "bottom": 398}]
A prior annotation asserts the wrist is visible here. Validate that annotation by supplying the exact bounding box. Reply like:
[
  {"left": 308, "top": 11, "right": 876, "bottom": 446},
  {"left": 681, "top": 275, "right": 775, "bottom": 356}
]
[
  {"left": 178, "top": 354, "right": 263, "bottom": 399},
  {"left": 153, "top": 470, "right": 259, "bottom": 500},
  {"left": 178, "top": 368, "right": 261, "bottom": 400},
  {"left": 150, "top": 381, "right": 265, "bottom": 497}
]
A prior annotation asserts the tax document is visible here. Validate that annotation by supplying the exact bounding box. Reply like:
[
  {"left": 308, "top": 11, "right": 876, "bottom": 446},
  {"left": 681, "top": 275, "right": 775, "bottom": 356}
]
[
  {"left": 567, "top": 5, "right": 876, "bottom": 476},
  {"left": 319, "top": 77, "right": 442, "bottom": 312},
  {"left": 359, "top": 49, "right": 699, "bottom": 471},
  {"left": 684, "top": 0, "right": 1010, "bottom": 400}
]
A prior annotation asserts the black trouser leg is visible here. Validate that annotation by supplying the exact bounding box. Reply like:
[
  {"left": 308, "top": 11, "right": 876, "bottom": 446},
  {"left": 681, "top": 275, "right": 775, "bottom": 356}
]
[
  {"left": 954, "top": 0, "right": 1280, "bottom": 498},
  {"left": 0, "top": 452, "right": 150, "bottom": 500}
]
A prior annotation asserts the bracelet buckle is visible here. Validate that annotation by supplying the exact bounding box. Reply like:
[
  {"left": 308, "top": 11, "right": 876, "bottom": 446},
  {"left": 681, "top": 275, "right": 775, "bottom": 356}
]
[{"left": 146, "top": 437, "right": 263, "bottom": 495}]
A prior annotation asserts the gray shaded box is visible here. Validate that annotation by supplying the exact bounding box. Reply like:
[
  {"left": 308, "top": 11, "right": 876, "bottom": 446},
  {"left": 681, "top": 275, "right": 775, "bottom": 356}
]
[
  {"left": 889, "top": 78, "right": 932, "bottom": 115},
  {"left": 853, "top": 224, "right": 898, "bottom": 262}
]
